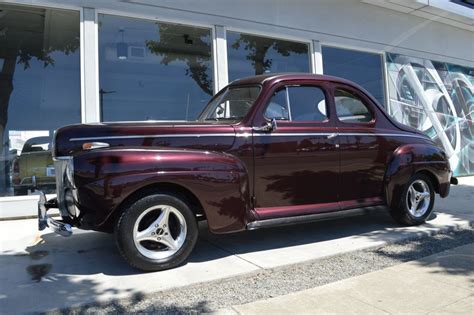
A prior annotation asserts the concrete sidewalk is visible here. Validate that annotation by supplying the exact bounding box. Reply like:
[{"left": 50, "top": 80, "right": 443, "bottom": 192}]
[
  {"left": 223, "top": 243, "right": 474, "bottom": 314},
  {"left": 0, "top": 177, "right": 472, "bottom": 313}
]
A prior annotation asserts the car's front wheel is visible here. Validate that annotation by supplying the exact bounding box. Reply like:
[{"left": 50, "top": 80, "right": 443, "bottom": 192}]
[
  {"left": 115, "top": 193, "right": 198, "bottom": 271},
  {"left": 390, "top": 173, "right": 435, "bottom": 226}
]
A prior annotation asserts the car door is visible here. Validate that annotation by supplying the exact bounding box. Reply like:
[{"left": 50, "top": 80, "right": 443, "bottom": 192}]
[
  {"left": 252, "top": 83, "right": 340, "bottom": 219},
  {"left": 333, "top": 84, "right": 389, "bottom": 209}
]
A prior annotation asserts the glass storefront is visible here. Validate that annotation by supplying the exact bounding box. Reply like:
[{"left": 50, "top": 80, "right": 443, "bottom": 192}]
[
  {"left": 227, "top": 31, "right": 310, "bottom": 81},
  {"left": 98, "top": 15, "right": 214, "bottom": 121},
  {"left": 322, "top": 46, "right": 385, "bottom": 107},
  {"left": 386, "top": 53, "right": 474, "bottom": 176},
  {"left": 0, "top": 4, "right": 472, "bottom": 203},
  {"left": 0, "top": 4, "right": 81, "bottom": 197}
]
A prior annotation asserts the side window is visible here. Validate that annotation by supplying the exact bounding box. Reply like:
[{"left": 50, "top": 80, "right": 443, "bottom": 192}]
[
  {"left": 264, "top": 86, "right": 328, "bottom": 122},
  {"left": 288, "top": 86, "right": 327, "bottom": 122},
  {"left": 335, "top": 89, "right": 373, "bottom": 123},
  {"left": 265, "top": 89, "right": 290, "bottom": 120}
]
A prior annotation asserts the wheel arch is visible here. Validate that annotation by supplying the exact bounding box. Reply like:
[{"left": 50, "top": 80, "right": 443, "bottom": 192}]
[
  {"left": 102, "top": 182, "right": 205, "bottom": 233},
  {"left": 384, "top": 143, "right": 449, "bottom": 209},
  {"left": 74, "top": 147, "right": 251, "bottom": 234},
  {"left": 414, "top": 169, "right": 440, "bottom": 193}
]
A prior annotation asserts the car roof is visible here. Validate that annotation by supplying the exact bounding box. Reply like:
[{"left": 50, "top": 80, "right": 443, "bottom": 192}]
[
  {"left": 24, "top": 136, "right": 51, "bottom": 145},
  {"left": 228, "top": 73, "right": 357, "bottom": 87}
]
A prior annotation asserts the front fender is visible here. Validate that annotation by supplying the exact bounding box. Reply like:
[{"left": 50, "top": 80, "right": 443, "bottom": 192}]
[
  {"left": 384, "top": 143, "right": 451, "bottom": 209},
  {"left": 73, "top": 147, "right": 250, "bottom": 233}
]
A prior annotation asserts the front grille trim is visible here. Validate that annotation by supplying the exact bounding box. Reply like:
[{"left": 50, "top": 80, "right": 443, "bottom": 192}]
[{"left": 53, "top": 157, "right": 73, "bottom": 217}]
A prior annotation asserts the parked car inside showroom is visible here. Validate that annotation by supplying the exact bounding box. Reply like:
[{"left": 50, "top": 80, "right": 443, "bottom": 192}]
[{"left": 38, "top": 73, "right": 457, "bottom": 271}]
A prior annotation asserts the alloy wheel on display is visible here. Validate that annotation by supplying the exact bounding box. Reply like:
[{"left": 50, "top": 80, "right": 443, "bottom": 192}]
[
  {"left": 406, "top": 179, "right": 431, "bottom": 218},
  {"left": 133, "top": 205, "right": 187, "bottom": 260}
]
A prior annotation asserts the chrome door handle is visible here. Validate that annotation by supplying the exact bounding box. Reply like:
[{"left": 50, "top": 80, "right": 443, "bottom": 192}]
[{"left": 327, "top": 133, "right": 338, "bottom": 139}]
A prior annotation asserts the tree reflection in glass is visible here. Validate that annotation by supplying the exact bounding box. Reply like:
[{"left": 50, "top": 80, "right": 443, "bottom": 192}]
[
  {"left": 0, "top": 5, "right": 80, "bottom": 196},
  {"left": 146, "top": 24, "right": 213, "bottom": 97},
  {"left": 227, "top": 32, "right": 310, "bottom": 81},
  {"left": 99, "top": 15, "right": 214, "bottom": 122}
]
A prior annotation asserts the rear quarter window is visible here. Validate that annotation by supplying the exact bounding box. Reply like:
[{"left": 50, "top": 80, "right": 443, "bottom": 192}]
[{"left": 335, "top": 89, "right": 373, "bottom": 123}]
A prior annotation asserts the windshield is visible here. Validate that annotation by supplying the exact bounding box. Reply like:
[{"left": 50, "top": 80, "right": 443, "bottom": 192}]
[{"left": 198, "top": 86, "right": 261, "bottom": 121}]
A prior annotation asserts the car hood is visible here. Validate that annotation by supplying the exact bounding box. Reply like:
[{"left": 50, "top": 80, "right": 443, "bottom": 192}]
[{"left": 54, "top": 121, "right": 237, "bottom": 157}]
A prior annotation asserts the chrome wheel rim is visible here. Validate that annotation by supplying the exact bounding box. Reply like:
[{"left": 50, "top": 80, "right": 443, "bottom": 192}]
[
  {"left": 133, "top": 205, "right": 187, "bottom": 260},
  {"left": 406, "top": 179, "right": 431, "bottom": 217}
]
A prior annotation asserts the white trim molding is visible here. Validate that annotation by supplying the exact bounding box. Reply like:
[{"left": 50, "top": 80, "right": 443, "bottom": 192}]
[
  {"left": 311, "top": 40, "right": 324, "bottom": 75},
  {"left": 214, "top": 25, "right": 229, "bottom": 92},
  {"left": 82, "top": 7, "right": 101, "bottom": 123}
]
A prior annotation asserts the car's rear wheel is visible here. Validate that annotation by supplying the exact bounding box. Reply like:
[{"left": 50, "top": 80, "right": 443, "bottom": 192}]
[
  {"left": 115, "top": 193, "right": 198, "bottom": 271},
  {"left": 390, "top": 173, "right": 435, "bottom": 226}
]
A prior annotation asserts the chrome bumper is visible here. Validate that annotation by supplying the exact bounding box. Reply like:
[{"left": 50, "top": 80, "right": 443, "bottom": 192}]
[{"left": 38, "top": 191, "right": 73, "bottom": 237}]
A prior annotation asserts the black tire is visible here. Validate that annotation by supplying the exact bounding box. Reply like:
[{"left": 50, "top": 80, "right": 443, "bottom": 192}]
[
  {"left": 390, "top": 173, "right": 435, "bottom": 226},
  {"left": 115, "top": 193, "right": 198, "bottom": 271}
]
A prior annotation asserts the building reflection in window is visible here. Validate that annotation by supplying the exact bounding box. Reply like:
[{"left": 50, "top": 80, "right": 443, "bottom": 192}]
[
  {"left": 322, "top": 46, "right": 385, "bottom": 107},
  {"left": 0, "top": 4, "right": 81, "bottom": 197},
  {"left": 227, "top": 31, "right": 310, "bottom": 82},
  {"left": 98, "top": 15, "right": 214, "bottom": 122}
]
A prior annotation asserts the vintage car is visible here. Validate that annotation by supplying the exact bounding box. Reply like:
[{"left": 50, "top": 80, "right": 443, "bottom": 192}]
[
  {"left": 38, "top": 73, "right": 457, "bottom": 271},
  {"left": 12, "top": 136, "right": 55, "bottom": 195}
]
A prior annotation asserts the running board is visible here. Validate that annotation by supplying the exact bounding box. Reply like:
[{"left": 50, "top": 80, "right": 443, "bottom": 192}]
[{"left": 246, "top": 206, "right": 386, "bottom": 230}]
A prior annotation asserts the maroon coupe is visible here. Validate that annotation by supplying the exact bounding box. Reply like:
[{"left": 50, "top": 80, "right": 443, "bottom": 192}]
[{"left": 38, "top": 73, "right": 457, "bottom": 271}]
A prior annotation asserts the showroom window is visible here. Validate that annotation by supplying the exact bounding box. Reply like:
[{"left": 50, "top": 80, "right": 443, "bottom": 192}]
[
  {"left": 0, "top": 4, "right": 81, "bottom": 197},
  {"left": 98, "top": 15, "right": 214, "bottom": 121},
  {"left": 227, "top": 31, "right": 310, "bottom": 81},
  {"left": 322, "top": 46, "right": 385, "bottom": 106}
]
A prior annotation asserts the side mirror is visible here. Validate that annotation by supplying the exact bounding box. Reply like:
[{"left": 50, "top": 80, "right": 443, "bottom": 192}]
[{"left": 253, "top": 118, "right": 277, "bottom": 132}]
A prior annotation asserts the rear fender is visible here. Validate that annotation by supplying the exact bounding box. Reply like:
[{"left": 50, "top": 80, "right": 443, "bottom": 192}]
[
  {"left": 73, "top": 148, "right": 250, "bottom": 233},
  {"left": 384, "top": 143, "right": 451, "bottom": 209}
]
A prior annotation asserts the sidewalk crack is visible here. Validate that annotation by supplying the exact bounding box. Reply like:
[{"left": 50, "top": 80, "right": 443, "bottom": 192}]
[{"left": 201, "top": 238, "right": 264, "bottom": 269}]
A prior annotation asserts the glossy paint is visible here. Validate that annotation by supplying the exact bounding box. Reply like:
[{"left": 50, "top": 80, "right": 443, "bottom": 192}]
[
  {"left": 384, "top": 143, "right": 451, "bottom": 209},
  {"left": 54, "top": 122, "right": 236, "bottom": 157},
  {"left": 53, "top": 73, "right": 453, "bottom": 234},
  {"left": 252, "top": 81, "right": 339, "bottom": 210},
  {"left": 73, "top": 148, "right": 249, "bottom": 233}
]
